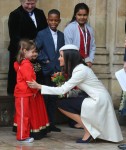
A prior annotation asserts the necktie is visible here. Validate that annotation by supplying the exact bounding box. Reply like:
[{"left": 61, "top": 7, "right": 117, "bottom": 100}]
[{"left": 29, "top": 11, "right": 34, "bottom": 17}]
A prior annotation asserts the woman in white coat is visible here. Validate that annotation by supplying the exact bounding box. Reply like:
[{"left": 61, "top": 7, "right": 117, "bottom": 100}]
[{"left": 27, "top": 44, "right": 123, "bottom": 143}]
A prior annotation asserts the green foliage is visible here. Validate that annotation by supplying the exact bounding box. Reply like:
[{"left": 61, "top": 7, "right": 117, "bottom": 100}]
[{"left": 51, "top": 72, "right": 66, "bottom": 86}]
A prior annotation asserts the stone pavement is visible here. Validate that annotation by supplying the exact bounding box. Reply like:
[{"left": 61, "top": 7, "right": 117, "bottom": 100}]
[{"left": 0, "top": 125, "right": 126, "bottom": 150}]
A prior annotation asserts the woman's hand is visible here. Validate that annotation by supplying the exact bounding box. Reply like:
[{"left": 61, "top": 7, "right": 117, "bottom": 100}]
[
  {"left": 26, "top": 80, "right": 42, "bottom": 90},
  {"left": 86, "top": 62, "right": 92, "bottom": 68}
]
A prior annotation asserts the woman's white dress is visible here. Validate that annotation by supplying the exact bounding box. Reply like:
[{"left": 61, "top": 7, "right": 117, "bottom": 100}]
[{"left": 41, "top": 64, "right": 123, "bottom": 142}]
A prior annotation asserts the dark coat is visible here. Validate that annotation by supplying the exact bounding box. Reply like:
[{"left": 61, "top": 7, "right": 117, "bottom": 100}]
[
  {"left": 35, "top": 27, "right": 65, "bottom": 76},
  {"left": 8, "top": 5, "right": 48, "bottom": 53}
]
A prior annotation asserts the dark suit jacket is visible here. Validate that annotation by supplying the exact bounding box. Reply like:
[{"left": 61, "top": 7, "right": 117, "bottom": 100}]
[
  {"left": 124, "top": 21, "right": 126, "bottom": 61},
  {"left": 8, "top": 5, "right": 47, "bottom": 54},
  {"left": 35, "top": 27, "right": 65, "bottom": 76}
]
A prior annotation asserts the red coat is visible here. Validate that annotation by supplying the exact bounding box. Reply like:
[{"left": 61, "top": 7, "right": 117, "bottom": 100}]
[{"left": 14, "top": 59, "right": 38, "bottom": 97}]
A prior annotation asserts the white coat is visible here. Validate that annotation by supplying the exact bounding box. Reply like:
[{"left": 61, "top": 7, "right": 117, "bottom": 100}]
[{"left": 41, "top": 64, "right": 123, "bottom": 142}]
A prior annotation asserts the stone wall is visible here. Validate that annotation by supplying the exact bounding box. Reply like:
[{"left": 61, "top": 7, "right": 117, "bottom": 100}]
[{"left": 0, "top": 0, "right": 126, "bottom": 108}]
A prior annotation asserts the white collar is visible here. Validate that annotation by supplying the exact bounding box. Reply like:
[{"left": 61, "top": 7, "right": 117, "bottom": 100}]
[{"left": 49, "top": 28, "right": 57, "bottom": 35}]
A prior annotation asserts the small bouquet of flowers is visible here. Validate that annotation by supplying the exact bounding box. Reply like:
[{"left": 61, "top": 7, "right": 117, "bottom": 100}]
[{"left": 51, "top": 72, "right": 67, "bottom": 98}]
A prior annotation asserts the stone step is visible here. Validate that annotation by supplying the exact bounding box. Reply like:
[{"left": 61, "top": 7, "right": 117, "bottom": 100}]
[
  {"left": 0, "top": 96, "right": 14, "bottom": 127},
  {"left": 0, "top": 80, "right": 7, "bottom": 94},
  {"left": 0, "top": 73, "right": 7, "bottom": 79},
  {"left": 0, "top": 90, "right": 7, "bottom": 96}
]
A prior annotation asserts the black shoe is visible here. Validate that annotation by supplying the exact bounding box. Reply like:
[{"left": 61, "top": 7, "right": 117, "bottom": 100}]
[
  {"left": 50, "top": 125, "right": 61, "bottom": 132},
  {"left": 69, "top": 125, "right": 83, "bottom": 129},
  {"left": 76, "top": 135, "right": 93, "bottom": 143},
  {"left": 118, "top": 144, "right": 126, "bottom": 149}
]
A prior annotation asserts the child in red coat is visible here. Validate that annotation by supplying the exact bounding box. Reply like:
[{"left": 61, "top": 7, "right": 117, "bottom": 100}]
[{"left": 14, "top": 39, "right": 49, "bottom": 142}]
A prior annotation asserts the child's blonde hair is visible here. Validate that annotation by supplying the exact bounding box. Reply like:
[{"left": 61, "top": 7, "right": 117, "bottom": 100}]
[{"left": 17, "top": 39, "right": 36, "bottom": 64}]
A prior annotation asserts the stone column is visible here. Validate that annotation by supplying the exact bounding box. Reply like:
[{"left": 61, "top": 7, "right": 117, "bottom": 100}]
[{"left": 106, "top": 0, "right": 126, "bottom": 108}]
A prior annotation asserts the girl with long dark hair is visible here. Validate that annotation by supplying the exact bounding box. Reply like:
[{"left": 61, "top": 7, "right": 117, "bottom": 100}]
[{"left": 64, "top": 3, "right": 96, "bottom": 68}]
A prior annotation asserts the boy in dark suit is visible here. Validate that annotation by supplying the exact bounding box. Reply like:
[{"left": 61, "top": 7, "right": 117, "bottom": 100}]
[
  {"left": 7, "top": 0, "right": 47, "bottom": 94},
  {"left": 35, "top": 9, "right": 65, "bottom": 132}
]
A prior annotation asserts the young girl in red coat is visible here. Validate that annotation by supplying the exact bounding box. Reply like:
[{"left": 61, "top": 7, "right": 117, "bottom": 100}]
[{"left": 14, "top": 39, "right": 49, "bottom": 143}]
